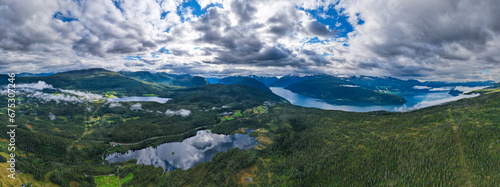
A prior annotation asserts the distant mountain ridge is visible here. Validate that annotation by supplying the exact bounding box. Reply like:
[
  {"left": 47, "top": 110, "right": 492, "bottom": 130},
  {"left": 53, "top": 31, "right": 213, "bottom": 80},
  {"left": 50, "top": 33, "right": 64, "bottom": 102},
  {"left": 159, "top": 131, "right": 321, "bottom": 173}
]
[
  {"left": 217, "top": 76, "right": 271, "bottom": 92},
  {"left": 18, "top": 72, "right": 55, "bottom": 77},
  {"left": 2, "top": 68, "right": 165, "bottom": 96},
  {"left": 247, "top": 75, "right": 279, "bottom": 86},
  {"left": 283, "top": 75, "right": 408, "bottom": 105},
  {"left": 268, "top": 75, "right": 306, "bottom": 87},
  {"left": 1, "top": 69, "right": 495, "bottom": 106},
  {"left": 266, "top": 74, "right": 495, "bottom": 94},
  {"left": 118, "top": 71, "right": 208, "bottom": 87}
]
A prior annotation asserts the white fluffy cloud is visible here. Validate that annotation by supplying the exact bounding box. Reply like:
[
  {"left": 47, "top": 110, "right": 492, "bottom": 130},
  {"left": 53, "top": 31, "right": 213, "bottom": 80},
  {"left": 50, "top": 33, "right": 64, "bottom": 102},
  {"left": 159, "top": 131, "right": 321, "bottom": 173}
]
[
  {"left": 49, "top": 112, "right": 56, "bottom": 121},
  {"left": 109, "top": 102, "right": 123, "bottom": 108},
  {"left": 1, "top": 0, "right": 499, "bottom": 81},
  {"left": 130, "top": 103, "right": 143, "bottom": 110},
  {"left": 395, "top": 93, "right": 480, "bottom": 112},
  {"left": 165, "top": 109, "right": 191, "bottom": 117},
  {"left": 0, "top": 81, "right": 101, "bottom": 103}
]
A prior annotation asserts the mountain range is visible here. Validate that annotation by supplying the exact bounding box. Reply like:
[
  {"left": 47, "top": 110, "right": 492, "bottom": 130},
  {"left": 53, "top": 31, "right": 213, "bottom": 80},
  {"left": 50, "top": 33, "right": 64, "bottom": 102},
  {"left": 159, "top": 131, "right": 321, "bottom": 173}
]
[{"left": 3, "top": 68, "right": 497, "bottom": 106}]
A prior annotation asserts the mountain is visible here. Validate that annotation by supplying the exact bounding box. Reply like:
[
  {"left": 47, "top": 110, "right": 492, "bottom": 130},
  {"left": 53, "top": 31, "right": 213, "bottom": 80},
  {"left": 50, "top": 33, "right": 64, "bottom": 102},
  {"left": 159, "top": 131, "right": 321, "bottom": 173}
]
[
  {"left": 247, "top": 75, "right": 279, "bottom": 86},
  {"left": 268, "top": 75, "right": 306, "bottom": 87},
  {"left": 217, "top": 76, "right": 272, "bottom": 92},
  {"left": 3, "top": 69, "right": 500, "bottom": 186},
  {"left": 490, "top": 82, "right": 500, "bottom": 88},
  {"left": 448, "top": 88, "right": 463, "bottom": 96},
  {"left": 118, "top": 71, "right": 175, "bottom": 84},
  {"left": 160, "top": 86, "right": 500, "bottom": 186},
  {"left": 170, "top": 75, "right": 209, "bottom": 87},
  {"left": 342, "top": 75, "right": 422, "bottom": 95},
  {"left": 285, "top": 75, "right": 407, "bottom": 105},
  {"left": 17, "top": 72, "right": 55, "bottom": 77},
  {"left": 421, "top": 80, "right": 496, "bottom": 88},
  {"left": 169, "top": 84, "right": 286, "bottom": 109},
  {"left": 5, "top": 68, "right": 166, "bottom": 96},
  {"left": 207, "top": 75, "right": 279, "bottom": 86},
  {"left": 119, "top": 71, "right": 209, "bottom": 87},
  {"left": 206, "top": 77, "right": 220, "bottom": 84}
]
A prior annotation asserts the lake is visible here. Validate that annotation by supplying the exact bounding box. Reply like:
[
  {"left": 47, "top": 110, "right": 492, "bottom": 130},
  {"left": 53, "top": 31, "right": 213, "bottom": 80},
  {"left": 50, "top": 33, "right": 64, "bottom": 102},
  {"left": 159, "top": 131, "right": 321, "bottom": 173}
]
[
  {"left": 107, "top": 96, "right": 171, "bottom": 103},
  {"left": 105, "top": 130, "right": 258, "bottom": 171},
  {"left": 270, "top": 87, "right": 481, "bottom": 112}
]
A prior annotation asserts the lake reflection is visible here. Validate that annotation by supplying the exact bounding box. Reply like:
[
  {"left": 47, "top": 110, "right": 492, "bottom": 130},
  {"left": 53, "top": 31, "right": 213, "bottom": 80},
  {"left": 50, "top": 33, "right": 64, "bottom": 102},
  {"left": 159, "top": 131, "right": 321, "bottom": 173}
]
[
  {"left": 270, "top": 87, "right": 480, "bottom": 112},
  {"left": 106, "top": 130, "right": 258, "bottom": 171},
  {"left": 107, "top": 96, "right": 171, "bottom": 103}
]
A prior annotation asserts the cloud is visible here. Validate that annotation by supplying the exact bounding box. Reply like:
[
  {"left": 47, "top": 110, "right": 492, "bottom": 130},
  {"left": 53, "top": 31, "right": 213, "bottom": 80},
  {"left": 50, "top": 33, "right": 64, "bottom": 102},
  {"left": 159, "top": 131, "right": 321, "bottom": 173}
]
[
  {"left": 306, "top": 21, "right": 335, "bottom": 37},
  {"left": 413, "top": 86, "right": 431, "bottom": 90},
  {"left": 0, "top": 81, "right": 102, "bottom": 104},
  {"left": 60, "top": 89, "right": 103, "bottom": 101},
  {"left": 395, "top": 93, "right": 480, "bottom": 112},
  {"left": 165, "top": 109, "right": 191, "bottom": 117},
  {"left": 16, "top": 81, "right": 54, "bottom": 90},
  {"left": 335, "top": 0, "right": 500, "bottom": 80},
  {"left": 25, "top": 91, "right": 83, "bottom": 104},
  {"left": 454, "top": 86, "right": 489, "bottom": 93},
  {"left": 0, "top": 0, "right": 499, "bottom": 81},
  {"left": 130, "top": 103, "right": 143, "bottom": 111},
  {"left": 109, "top": 102, "right": 123, "bottom": 108},
  {"left": 49, "top": 112, "right": 56, "bottom": 121},
  {"left": 428, "top": 86, "right": 488, "bottom": 93}
]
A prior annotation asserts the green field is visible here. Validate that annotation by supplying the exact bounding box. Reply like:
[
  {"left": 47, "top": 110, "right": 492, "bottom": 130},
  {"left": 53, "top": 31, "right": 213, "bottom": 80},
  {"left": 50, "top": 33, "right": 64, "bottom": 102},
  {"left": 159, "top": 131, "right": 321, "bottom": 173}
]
[{"left": 95, "top": 173, "right": 133, "bottom": 187}]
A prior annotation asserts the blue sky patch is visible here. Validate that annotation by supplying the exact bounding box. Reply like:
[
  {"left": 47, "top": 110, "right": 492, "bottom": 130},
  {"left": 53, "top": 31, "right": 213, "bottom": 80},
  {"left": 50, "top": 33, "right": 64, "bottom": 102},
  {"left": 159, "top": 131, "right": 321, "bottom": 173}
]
[
  {"left": 52, "top": 12, "right": 78, "bottom": 22},
  {"left": 159, "top": 47, "right": 172, "bottom": 54},
  {"left": 177, "top": 0, "right": 223, "bottom": 22},
  {"left": 305, "top": 37, "right": 326, "bottom": 44},
  {"left": 322, "top": 53, "right": 335, "bottom": 57},
  {"left": 125, "top": 55, "right": 142, "bottom": 60},
  {"left": 300, "top": 4, "right": 354, "bottom": 38},
  {"left": 112, "top": 0, "right": 124, "bottom": 13},
  {"left": 161, "top": 11, "right": 170, "bottom": 20}
]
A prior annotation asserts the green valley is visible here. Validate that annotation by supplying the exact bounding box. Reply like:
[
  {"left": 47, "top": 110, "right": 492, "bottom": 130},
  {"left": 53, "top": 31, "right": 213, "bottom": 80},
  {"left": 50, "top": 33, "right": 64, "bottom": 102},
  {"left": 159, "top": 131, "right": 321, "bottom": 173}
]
[{"left": 0, "top": 70, "right": 498, "bottom": 186}]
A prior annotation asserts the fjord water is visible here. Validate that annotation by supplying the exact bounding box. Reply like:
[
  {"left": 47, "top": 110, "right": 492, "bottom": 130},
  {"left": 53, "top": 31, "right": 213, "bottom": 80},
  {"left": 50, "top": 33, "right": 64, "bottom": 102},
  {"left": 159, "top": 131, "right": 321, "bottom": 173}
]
[
  {"left": 270, "top": 87, "right": 481, "bottom": 112},
  {"left": 106, "top": 131, "right": 258, "bottom": 171}
]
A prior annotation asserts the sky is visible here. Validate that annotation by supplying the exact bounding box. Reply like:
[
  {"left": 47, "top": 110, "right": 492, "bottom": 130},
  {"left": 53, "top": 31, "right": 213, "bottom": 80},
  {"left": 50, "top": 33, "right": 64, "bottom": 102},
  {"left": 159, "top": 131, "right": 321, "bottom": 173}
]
[{"left": 0, "top": 0, "right": 499, "bottom": 81}]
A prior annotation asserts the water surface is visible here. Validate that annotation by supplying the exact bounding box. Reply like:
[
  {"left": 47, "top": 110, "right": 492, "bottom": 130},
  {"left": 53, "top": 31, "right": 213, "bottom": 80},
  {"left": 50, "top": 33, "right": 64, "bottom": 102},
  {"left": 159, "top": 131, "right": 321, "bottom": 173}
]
[
  {"left": 106, "top": 130, "right": 258, "bottom": 171},
  {"left": 270, "top": 87, "right": 481, "bottom": 112}
]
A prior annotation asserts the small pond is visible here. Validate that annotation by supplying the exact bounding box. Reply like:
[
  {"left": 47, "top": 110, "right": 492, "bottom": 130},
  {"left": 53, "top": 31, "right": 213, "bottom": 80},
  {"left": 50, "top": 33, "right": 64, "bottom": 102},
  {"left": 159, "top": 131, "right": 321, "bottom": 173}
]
[{"left": 106, "top": 130, "right": 258, "bottom": 171}]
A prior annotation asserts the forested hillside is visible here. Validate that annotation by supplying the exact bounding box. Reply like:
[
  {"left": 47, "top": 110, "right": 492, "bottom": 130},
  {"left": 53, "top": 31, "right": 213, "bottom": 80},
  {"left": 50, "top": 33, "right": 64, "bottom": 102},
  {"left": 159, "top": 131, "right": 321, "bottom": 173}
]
[
  {"left": 285, "top": 75, "right": 407, "bottom": 105},
  {"left": 158, "top": 87, "right": 500, "bottom": 186},
  {"left": 0, "top": 70, "right": 498, "bottom": 186}
]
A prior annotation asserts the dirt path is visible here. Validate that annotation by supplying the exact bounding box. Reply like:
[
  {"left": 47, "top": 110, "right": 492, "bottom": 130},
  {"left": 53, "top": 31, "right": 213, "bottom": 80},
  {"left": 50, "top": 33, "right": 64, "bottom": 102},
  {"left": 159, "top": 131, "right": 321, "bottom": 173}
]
[
  {"left": 66, "top": 102, "right": 103, "bottom": 158},
  {"left": 449, "top": 107, "right": 475, "bottom": 187}
]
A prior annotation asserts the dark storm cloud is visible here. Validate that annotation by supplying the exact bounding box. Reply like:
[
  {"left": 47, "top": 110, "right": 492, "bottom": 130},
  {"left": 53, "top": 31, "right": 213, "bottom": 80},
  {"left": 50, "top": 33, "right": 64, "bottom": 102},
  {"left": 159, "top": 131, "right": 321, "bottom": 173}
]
[
  {"left": 357, "top": 62, "right": 380, "bottom": 70},
  {"left": 0, "top": 1, "right": 56, "bottom": 52},
  {"left": 302, "top": 50, "right": 331, "bottom": 66},
  {"left": 340, "top": 0, "right": 500, "bottom": 80},
  {"left": 230, "top": 0, "right": 257, "bottom": 24},
  {"left": 266, "top": 7, "right": 307, "bottom": 37},
  {"left": 306, "top": 21, "right": 335, "bottom": 37},
  {"left": 189, "top": 4, "right": 325, "bottom": 69},
  {"left": 72, "top": 36, "right": 106, "bottom": 57},
  {"left": 386, "top": 65, "right": 434, "bottom": 78},
  {"left": 124, "top": 61, "right": 147, "bottom": 67}
]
